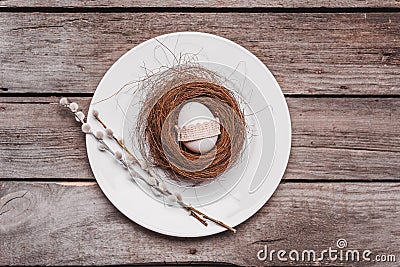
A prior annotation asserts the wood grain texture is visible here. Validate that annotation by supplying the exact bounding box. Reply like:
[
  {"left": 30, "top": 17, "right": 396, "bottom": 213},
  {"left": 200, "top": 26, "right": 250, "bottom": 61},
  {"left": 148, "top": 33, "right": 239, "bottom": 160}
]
[
  {"left": 0, "top": 12, "right": 399, "bottom": 95},
  {"left": 0, "top": 97, "right": 398, "bottom": 180},
  {"left": 1, "top": 0, "right": 400, "bottom": 8},
  {"left": 0, "top": 181, "right": 399, "bottom": 265}
]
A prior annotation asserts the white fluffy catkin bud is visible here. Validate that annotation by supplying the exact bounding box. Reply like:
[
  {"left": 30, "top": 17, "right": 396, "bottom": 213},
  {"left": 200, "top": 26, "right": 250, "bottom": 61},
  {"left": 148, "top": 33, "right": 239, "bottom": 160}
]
[
  {"left": 75, "top": 111, "right": 85, "bottom": 122},
  {"left": 114, "top": 151, "right": 123, "bottom": 160},
  {"left": 146, "top": 176, "right": 157, "bottom": 186},
  {"left": 138, "top": 159, "right": 148, "bottom": 170},
  {"left": 158, "top": 181, "right": 168, "bottom": 192},
  {"left": 69, "top": 102, "right": 79, "bottom": 112},
  {"left": 167, "top": 194, "right": 177, "bottom": 203},
  {"left": 151, "top": 187, "right": 162, "bottom": 197},
  {"left": 92, "top": 109, "right": 99, "bottom": 117},
  {"left": 59, "top": 97, "right": 68, "bottom": 105},
  {"left": 81, "top": 123, "right": 91, "bottom": 133},
  {"left": 97, "top": 143, "right": 106, "bottom": 151},
  {"left": 105, "top": 128, "right": 113, "bottom": 138},
  {"left": 174, "top": 193, "right": 183, "bottom": 202},
  {"left": 128, "top": 168, "right": 138, "bottom": 177},
  {"left": 95, "top": 131, "right": 104, "bottom": 140},
  {"left": 126, "top": 154, "right": 136, "bottom": 165}
]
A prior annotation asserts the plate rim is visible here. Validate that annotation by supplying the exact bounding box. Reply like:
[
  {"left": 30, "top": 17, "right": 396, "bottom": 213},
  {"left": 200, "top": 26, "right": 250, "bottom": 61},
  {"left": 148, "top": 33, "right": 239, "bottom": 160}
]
[{"left": 86, "top": 31, "right": 292, "bottom": 237}]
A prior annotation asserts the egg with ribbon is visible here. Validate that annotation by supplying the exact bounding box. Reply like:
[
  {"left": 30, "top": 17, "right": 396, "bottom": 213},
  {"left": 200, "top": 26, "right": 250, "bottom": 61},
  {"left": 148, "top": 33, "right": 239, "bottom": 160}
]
[{"left": 177, "top": 102, "right": 221, "bottom": 154}]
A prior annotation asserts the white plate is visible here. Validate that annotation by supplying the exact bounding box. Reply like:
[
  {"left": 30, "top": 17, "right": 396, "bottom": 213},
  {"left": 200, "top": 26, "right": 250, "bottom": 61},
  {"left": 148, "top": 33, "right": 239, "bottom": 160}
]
[{"left": 86, "top": 32, "right": 291, "bottom": 237}]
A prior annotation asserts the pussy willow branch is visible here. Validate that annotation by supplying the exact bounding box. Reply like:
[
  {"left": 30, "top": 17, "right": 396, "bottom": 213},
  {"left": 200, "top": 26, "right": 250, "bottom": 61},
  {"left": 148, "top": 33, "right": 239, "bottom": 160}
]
[
  {"left": 93, "top": 114, "right": 140, "bottom": 165},
  {"left": 59, "top": 98, "right": 235, "bottom": 233},
  {"left": 93, "top": 113, "right": 236, "bottom": 233},
  {"left": 93, "top": 114, "right": 212, "bottom": 228},
  {"left": 61, "top": 100, "right": 210, "bottom": 227},
  {"left": 60, "top": 101, "right": 114, "bottom": 154}
]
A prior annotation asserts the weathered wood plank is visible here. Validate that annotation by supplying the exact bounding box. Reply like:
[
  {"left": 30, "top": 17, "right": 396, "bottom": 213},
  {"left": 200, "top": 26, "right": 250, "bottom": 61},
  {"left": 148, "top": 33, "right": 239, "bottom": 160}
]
[
  {"left": 0, "top": 181, "right": 399, "bottom": 265},
  {"left": 0, "top": 12, "right": 399, "bottom": 95},
  {"left": 1, "top": 0, "right": 399, "bottom": 8},
  {"left": 0, "top": 97, "right": 399, "bottom": 180}
]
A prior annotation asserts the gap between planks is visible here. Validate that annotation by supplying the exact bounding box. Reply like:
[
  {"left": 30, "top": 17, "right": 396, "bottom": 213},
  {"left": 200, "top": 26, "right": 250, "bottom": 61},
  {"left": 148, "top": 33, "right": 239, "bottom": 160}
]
[
  {"left": 1, "top": 7, "right": 400, "bottom": 13},
  {"left": 1, "top": 0, "right": 400, "bottom": 9}
]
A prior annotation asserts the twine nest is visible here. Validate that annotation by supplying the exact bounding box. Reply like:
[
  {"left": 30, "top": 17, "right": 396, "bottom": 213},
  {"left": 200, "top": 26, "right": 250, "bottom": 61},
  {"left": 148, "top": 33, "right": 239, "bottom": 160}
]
[{"left": 136, "top": 65, "right": 246, "bottom": 182}]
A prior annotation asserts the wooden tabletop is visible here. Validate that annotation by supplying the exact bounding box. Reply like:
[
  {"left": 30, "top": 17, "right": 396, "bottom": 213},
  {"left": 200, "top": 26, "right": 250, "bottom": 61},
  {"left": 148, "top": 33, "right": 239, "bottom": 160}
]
[{"left": 1, "top": 1, "right": 399, "bottom": 266}]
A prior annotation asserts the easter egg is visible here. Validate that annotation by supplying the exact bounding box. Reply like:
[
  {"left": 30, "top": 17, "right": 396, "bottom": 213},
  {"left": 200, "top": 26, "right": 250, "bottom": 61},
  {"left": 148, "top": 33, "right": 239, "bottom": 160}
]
[{"left": 177, "top": 102, "right": 220, "bottom": 153}]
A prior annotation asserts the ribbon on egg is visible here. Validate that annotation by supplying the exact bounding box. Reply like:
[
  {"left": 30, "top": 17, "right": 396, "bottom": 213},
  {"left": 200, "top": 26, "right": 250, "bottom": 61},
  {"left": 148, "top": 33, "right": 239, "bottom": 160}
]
[{"left": 176, "top": 118, "right": 221, "bottom": 142}]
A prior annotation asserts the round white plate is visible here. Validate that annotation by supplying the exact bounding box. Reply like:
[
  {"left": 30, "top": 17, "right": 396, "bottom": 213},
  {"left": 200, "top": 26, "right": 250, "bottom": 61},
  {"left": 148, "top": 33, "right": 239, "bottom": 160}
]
[{"left": 86, "top": 32, "right": 291, "bottom": 237}]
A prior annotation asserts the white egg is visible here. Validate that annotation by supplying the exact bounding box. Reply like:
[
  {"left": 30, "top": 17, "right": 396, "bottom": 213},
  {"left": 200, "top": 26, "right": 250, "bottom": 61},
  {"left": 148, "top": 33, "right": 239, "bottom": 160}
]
[{"left": 177, "top": 102, "right": 219, "bottom": 153}]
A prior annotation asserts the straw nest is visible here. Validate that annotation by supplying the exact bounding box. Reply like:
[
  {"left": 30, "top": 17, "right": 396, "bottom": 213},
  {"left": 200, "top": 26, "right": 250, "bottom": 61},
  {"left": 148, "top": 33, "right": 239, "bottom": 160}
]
[{"left": 136, "top": 65, "right": 246, "bottom": 182}]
